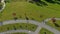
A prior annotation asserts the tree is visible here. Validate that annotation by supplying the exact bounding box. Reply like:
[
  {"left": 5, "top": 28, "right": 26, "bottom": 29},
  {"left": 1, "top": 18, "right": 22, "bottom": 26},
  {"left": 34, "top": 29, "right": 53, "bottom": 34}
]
[
  {"left": 12, "top": 13, "right": 18, "bottom": 20},
  {"left": 51, "top": 17, "right": 60, "bottom": 27},
  {"left": 12, "top": 13, "right": 16, "bottom": 17},
  {"left": 51, "top": 17, "right": 56, "bottom": 23}
]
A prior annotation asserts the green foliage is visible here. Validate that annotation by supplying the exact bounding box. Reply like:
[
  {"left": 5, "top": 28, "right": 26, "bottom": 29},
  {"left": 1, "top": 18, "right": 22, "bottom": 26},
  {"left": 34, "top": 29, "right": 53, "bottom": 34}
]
[
  {"left": 39, "top": 28, "right": 54, "bottom": 34},
  {"left": 0, "top": 23, "right": 37, "bottom": 32},
  {"left": 8, "top": 32, "right": 28, "bottom": 34}
]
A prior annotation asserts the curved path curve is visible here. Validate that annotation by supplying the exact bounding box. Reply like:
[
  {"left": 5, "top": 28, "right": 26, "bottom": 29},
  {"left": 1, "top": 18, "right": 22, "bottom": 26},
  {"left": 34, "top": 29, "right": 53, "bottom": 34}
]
[
  {"left": 0, "top": 18, "right": 60, "bottom": 34},
  {"left": 0, "top": 0, "right": 5, "bottom": 12},
  {"left": 0, "top": 30, "right": 34, "bottom": 34}
]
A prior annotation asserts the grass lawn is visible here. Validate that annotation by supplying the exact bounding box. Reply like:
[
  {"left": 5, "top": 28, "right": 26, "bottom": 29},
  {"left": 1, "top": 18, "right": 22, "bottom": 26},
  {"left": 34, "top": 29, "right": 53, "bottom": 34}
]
[
  {"left": 0, "top": 0, "right": 60, "bottom": 34},
  {"left": 0, "top": 23, "right": 37, "bottom": 32},
  {"left": 46, "top": 20, "right": 60, "bottom": 31},
  {"left": 0, "top": 0, "right": 60, "bottom": 22},
  {"left": 39, "top": 28, "right": 54, "bottom": 34},
  {"left": 6, "top": 32, "right": 28, "bottom": 34}
]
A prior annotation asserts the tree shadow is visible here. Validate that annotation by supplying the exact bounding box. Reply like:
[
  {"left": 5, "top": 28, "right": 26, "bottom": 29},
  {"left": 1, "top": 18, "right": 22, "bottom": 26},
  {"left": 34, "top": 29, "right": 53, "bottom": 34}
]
[
  {"left": 29, "top": 0, "right": 48, "bottom": 6},
  {"left": 58, "top": 0, "right": 60, "bottom": 1},
  {"left": 38, "top": 1, "right": 48, "bottom": 6},
  {"left": 0, "top": 0, "right": 1, "bottom": 3},
  {"left": 45, "top": 0, "right": 56, "bottom": 4},
  {"left": 57, "top": 2, "right": 60, "bottom": 5},
  {"left": 55, "top": 0, "right": 60, "bottom": 5},
  {"left": 29, "top": 1, "right": 34, "bottom": 4},
  {"left": 54, "top": 23, "right": 60, "bottom": 27}
]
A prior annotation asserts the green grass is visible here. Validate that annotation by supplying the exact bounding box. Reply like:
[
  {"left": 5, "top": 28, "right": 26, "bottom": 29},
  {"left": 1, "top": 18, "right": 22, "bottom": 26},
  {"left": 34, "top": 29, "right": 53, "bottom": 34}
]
[
  {"left": 6, "top": 32, "right": 28, "bottom": 34},
  {"left": 39, "top": 28, "right": 54, "bottom": 34},
  {"left": 46, "top": 20, "right": 60, "bottom": 31},
  {"left": 0, "top": 23, "right": 37, "bottom": 32},
  {"left": 0, "top": 0, "right": 59, "bottom": 22}
]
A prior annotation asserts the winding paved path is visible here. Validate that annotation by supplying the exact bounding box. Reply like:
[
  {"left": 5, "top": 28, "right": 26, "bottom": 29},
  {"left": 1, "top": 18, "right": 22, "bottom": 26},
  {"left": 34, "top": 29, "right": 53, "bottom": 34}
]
[
  {"left": 0, "top": 0, "right": 5, "bottom": 12},
  {"left": 0, "top": 18, "right": 60, "bottom": 34},
  {"left": 0, "top": 30, "right": 34, "bottom": 34}
]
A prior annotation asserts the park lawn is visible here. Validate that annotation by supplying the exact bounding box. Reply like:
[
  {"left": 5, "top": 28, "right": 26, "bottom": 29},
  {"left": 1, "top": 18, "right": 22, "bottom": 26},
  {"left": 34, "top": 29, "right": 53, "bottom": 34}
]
[
  {"left": 0, "top": 0, "right": 60, "bottom": 22},
  {"left": 6, "top": 32, "right": 28, "bottom": 34},
  {"left": 39, "top": 28, "right": 54, "bottom": 34},
  {"left": 46, "top": 20, "right": 60, "bottom": 31},
  {"left": 0, "top": 23, "right": 37, "bottom": 32},
  {"left": 0, "top": 2, "right": 46, "bottom": 22}
]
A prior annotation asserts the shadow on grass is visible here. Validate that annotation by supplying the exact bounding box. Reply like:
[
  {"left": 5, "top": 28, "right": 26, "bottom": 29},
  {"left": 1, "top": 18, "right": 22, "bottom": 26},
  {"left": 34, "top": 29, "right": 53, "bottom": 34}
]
[
  {"left": 45, "top": 0, "right": 56, "bottom": 4},
  {"left": 29, "top": 0, "right": 60, "bottom": 7},
  {"left": 29, "top": 0, "right": 48, "bottom": 7}
]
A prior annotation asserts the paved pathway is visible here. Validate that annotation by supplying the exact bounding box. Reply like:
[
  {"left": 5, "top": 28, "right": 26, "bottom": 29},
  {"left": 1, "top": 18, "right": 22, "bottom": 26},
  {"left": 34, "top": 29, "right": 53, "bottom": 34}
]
[
  {"left": 0, "top": 0, "right": 5, "bottom": 12},
  {"left": 41, "top": 22, "right": 60, "bottom": 34},
  {"left": 0, "top": 18, "right": 60, "bottom": 34},
  {"left": 0, "top": 30, "right": 34, "bottom": 34}
]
